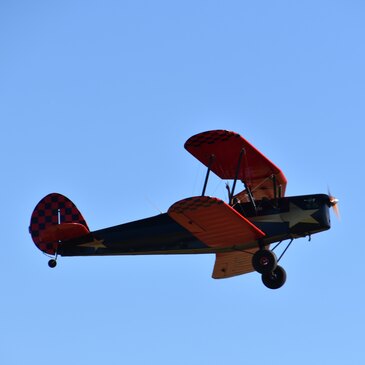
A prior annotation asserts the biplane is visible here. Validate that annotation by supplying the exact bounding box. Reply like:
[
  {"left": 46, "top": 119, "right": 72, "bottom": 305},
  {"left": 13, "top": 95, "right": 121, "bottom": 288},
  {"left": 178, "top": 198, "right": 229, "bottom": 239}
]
[{"left": 29, "top": 130, "right": 338, "bottom": 289}]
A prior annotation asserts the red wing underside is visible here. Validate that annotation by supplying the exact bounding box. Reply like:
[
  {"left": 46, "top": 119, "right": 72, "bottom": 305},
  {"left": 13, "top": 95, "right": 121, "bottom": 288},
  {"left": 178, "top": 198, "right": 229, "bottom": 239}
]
[
  {"left": 185, "top": 130, "right": 287, "bottom": 201},
  {"left": 168, "top": 196, "right": 265, "bottom": 248},
  {"left": 212, "top": 250, "right": 256, "bottom": 279}
]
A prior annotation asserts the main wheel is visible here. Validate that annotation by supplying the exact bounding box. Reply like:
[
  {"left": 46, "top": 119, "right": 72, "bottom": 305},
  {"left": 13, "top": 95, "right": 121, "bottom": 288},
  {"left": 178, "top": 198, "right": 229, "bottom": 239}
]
[
  {"left": 261, "top": 265, "right": 287, "bottom": 289},
  {"left": 48, "top": 259, "right": 57, "bottom": 268},
  {"left": 252, "top": 249, "right": 277, "bottom": 274}
]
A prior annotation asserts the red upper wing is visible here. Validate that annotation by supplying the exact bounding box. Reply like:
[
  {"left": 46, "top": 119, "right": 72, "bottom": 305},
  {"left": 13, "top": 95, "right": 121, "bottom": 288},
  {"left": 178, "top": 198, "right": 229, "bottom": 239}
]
[{"left": 185, "top": 130, "right": 287, "bottom": 201}]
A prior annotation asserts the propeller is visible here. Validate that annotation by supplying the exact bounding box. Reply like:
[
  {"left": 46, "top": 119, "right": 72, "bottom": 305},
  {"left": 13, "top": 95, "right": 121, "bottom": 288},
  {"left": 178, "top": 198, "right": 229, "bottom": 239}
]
[{"left": 328, "top": 189, "right": 340, "bottom": 220}]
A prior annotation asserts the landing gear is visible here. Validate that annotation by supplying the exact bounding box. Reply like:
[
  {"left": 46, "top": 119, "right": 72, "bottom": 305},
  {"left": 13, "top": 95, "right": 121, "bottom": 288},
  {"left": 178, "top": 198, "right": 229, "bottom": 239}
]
[
  {"left": 251, "top": 248, "right": 287, "bottom": 289},
  {"left": 252, "top": 249, "right": 277, "bottom": 274},
  {"left": 48, "top": 259, "right": 57, "bottom": 268},
  {"left": 261, "top": 265, "right": 287, "bottom": 289}
]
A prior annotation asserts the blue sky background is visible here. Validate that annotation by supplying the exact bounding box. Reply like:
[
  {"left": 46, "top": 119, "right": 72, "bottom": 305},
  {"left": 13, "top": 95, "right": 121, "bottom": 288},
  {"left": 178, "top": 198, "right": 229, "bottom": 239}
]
[{"left": 1, "top": 1, "right": 364, "bottom": 364}]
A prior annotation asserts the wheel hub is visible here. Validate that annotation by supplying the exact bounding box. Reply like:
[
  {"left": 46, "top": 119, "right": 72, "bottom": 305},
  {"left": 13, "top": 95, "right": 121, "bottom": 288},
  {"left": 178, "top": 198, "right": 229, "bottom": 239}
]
[{"left": 259, "top": 257, "right": 270, "bottom": 266}]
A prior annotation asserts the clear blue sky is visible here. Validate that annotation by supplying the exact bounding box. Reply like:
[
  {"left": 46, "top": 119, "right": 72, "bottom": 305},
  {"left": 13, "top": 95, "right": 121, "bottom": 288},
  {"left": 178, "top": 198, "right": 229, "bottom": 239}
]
[{"left": 1, "top": 1, "right": 364, "bottom": 364}]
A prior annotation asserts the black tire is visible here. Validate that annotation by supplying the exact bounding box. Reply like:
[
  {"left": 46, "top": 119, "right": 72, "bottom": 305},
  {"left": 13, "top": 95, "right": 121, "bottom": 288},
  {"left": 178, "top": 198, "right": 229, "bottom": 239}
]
[
  {"left": 252, "top": 249, "right": 277, "bottom": 274},
  {"left": 262, "top": 265, "right": 287, "bottom": 290},
  {"left": 48, "top": 259, "right": 57, "bottom": 268}
]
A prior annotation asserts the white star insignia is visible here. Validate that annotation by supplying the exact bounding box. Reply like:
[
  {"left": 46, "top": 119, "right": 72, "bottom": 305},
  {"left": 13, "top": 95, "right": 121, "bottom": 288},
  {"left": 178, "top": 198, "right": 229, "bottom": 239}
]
[
  {"left": 251, "top": 203, "right": 319, "bottom": 228},
  {"left": 78, "top": 239, "right": 106, "bottom": 250}
]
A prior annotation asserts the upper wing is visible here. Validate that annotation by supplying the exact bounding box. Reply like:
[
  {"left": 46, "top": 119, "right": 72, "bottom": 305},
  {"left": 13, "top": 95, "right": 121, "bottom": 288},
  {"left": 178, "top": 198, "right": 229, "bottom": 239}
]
[
  {"left": 185, "top": 130, "right": 287, "bottom": 201},
  {"left": 168, "top": 196, "right": 265, "bottom": 248}
]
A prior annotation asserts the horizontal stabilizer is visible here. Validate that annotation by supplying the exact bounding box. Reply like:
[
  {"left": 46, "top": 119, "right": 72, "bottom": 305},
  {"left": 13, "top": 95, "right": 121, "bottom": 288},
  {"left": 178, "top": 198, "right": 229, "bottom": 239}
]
[
  {"left": 168, "top": 196, "right": 265, "bottom": 248},
  {"left": 212, "top": 250, "right": 256, "bottom": 279},
  {"left": 39, "top": 223, "right": 90, "bottom": 244}
]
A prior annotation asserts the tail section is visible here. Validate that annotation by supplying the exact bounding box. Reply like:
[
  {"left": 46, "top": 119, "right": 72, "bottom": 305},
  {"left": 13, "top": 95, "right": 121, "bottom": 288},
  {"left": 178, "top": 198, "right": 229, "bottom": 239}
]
[{"left": 29, "top": 193, "right": 90, "bottom": 255}]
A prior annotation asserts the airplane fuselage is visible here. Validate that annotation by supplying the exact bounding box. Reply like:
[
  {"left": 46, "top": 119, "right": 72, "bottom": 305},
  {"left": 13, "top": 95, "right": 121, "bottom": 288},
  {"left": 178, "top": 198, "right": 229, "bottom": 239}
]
[{"left": 58, "top": 194, "right": 331, "bottom": 257}]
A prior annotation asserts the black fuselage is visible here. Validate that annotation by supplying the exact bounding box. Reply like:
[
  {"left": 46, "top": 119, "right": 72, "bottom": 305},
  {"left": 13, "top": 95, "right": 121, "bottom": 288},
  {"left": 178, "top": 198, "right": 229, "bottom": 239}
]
[{"left": 58, "top": 194, "right": 331, "bottom": 257}]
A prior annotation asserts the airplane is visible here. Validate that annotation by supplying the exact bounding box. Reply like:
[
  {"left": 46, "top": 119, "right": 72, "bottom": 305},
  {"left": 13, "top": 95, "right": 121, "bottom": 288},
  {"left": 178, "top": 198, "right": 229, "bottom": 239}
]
[{"left": 29, "top": 130, "right": 339, "bottom": 289}]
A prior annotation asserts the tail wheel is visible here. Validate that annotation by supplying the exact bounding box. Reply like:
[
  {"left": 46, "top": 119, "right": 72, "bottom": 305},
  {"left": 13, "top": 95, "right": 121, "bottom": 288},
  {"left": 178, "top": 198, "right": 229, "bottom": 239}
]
[
  {"left": 48, "top": 259, "right": 57, "bottom": 268},
  {"left": 252, "top": 249, "right": 277, "bottom": 274},
  {"left": 262, "top": 265, "right": 287, "bottom": 289}
]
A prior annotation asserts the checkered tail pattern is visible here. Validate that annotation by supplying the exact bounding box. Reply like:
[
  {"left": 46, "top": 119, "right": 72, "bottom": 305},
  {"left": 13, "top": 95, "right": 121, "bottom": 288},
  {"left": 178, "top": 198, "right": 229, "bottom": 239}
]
[{"left": 29, "top": 193, "right": 89, "bottom": 255}]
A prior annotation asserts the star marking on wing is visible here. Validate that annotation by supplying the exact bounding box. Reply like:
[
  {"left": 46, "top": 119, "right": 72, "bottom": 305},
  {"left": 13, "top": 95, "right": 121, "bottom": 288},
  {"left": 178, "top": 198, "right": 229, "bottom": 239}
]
[
  {"left": 251, "top": 203, "right": 320, "bottom": 228},
  {"left": 78, "top": 239, "right": 106, "bottom": 250}
]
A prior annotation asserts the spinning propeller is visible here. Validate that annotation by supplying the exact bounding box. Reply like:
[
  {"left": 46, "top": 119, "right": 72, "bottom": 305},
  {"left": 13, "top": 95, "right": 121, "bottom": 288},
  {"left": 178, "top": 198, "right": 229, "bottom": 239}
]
[{"left": 328, "top": 190, "right": 340, "bottom": 220}]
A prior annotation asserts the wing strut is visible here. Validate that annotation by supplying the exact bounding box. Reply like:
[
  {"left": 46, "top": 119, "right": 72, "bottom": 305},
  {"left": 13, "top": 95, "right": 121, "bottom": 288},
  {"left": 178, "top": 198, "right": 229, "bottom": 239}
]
[
  {"left": 229, "top": 148, "right": 245, "bottom": 203},
  {"left": 272, "top": 175, "right": 277, "bottom": 198},
  {"left": 202, "top": 154, "right": 215, "bottom": 196},
  {"left": 272, "top": 174, "right": 278, "bottom": 206},
  {"left": 244, "top": 182, "right": 257, "bottom": 214},
  {"left": 229, "top": 147, "right": 258, "bottom": 214}
]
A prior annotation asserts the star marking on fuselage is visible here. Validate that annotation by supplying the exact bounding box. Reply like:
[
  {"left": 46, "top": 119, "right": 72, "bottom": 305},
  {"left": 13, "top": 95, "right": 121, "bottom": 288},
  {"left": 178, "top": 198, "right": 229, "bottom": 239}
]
[
  {"left": 250, "top": 203, "right": 320, "bottom": 228},
  {"left": 78, "top": 239, "right": 106, "bottom": 250}
]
